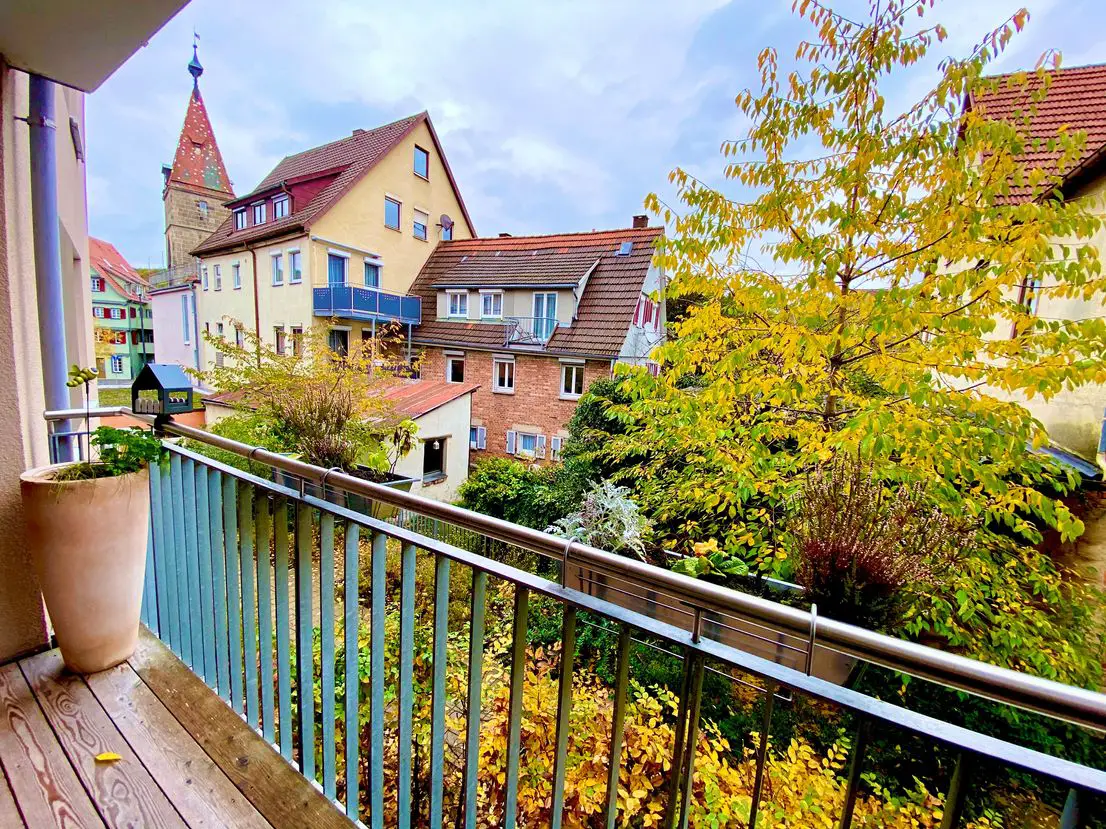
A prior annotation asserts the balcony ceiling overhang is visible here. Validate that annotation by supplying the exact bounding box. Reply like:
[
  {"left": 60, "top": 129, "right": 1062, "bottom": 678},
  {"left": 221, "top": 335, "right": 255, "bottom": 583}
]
[{"left": 0, "top": 0, "right": 189, "bottom": 92}]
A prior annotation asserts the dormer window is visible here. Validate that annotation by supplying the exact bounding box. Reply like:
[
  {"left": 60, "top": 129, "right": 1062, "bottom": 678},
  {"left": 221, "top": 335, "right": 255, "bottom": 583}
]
[
  {"left": 252, "top": 202, "right": 267, "bottom": 224},
  {"left": 447, "top": 290, "right": 468, "bottom": 318},
  {"left": 481, "top": 290, "right": 503, "bottom": 318},
  {"left": 234, "top": 209, "right": 246, "bottom": 231},
  {"left": 274, "top": 195, "right": 290, "bottom": 220}
]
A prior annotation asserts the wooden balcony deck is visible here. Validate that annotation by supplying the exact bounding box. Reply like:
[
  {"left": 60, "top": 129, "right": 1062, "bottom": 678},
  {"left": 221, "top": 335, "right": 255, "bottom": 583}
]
[{"left": 0, "top": 628, "right": 353, "bottom": 829}]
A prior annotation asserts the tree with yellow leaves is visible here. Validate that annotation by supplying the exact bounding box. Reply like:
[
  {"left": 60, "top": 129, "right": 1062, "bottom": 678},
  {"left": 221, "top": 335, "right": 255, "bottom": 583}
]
[{"left": 587, "top": 0, "right": 1106, "bottom": 680}]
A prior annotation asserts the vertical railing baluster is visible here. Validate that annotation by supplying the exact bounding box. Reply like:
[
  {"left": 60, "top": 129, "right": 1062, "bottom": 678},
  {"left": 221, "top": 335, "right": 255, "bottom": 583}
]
[
  {"left": 504, "top": 586, "right": 530, "bottom": 829},
  {"left": 748, "top": 682, "right": 776, "bottom": 829},
  {"left": 151, "top": 461, "right": 174, "bottom": 648},
  {"left": 274, "top": 498, "right": 293, "bottom": 761},
  {"left": 343, "top": 522, "right": 361, "bottom": 821},
  {"left": 676, "top": 655, "right": 705, "bottom": 829},
  {"left": 141, "top": 523, "right": 153, "bottom": 630},
  {"left": 939, "top": 752, "right": 969, "bottom": 829},
  {"left": 195, "top": 464, "right": 215, "bottom": 686},
  {"left": 370, "top": 532, "right": 387, "bottom": 829},
  {"left": 1060, "top": 788, "right": 1081, "bottom": 829},
  {"left": 463, "top": 570, "right": 487, "bottom": 829},
  {"left": 664, "top": 653, "right": 694, "bottom": 829},
  {"left": 296, "top": 502, "right": 316, "bottom": 781},
  {"left": 257, "top": 494, "right": 275, "bottom": 744},
  {"left": 604, "top": 624, "right": 633, "bottom": 829},
  {"left": 209, "top": 469, "right": 230, "bottom": 702},
  {"left": 320, "top": 513, "right": 337, "bottom": 800},
  {"left": 429, "top": 553, "right": 451, "bottom": 826},
  {"left": 550, "top": 607, "right": 577, "bottom": 829},
  {"left": 240, "top": 485, "right": 259, "bottom": 728},
  {"left": 397, "top": 543, "right": 417, "bottom": 829},
  {"left": 837, "top": 719, "right": 870, "bottom": 829},
  {"left": 169, "top": 453, "right": 191, "bottom": 664},
  {"left": 224, "top": 476, "right": 244, "bottom": 714},
  {"left": 182, "top": 457, "right": 203, "bottom": 675}
]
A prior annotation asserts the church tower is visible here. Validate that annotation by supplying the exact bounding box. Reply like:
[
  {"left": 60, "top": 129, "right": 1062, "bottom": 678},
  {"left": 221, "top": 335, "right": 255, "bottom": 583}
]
[{"left": 162, "top": 44, "right": 234, "bottom": 268}]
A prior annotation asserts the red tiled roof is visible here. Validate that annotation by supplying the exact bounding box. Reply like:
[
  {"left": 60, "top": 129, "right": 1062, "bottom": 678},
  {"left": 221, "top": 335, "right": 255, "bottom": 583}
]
[
  {"left": 205, "top": 380, "right": 476, "bottom": 421},
  {"left": 167, "top": 87, "right": 234, "bottom": 198},
  {"left": 968, "top": 63, "right": 1106, "bottom": 204},
  {"left": 382, "top": 379, "right": 479, "bottom": 418},
  {"left": 89, "top": 237, "right": 147, "bottom": 301},
  {"left": 410, "top": 226, "right": 664, "bottom": 359},
  {"left": 192, "top": 112, "right": 475, "bottom": 256}
]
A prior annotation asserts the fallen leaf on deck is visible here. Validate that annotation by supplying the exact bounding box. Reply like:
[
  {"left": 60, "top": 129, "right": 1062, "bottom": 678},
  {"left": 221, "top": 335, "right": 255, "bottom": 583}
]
[{"left": 95, "top": 752, "right": 123, "bottom": 763}]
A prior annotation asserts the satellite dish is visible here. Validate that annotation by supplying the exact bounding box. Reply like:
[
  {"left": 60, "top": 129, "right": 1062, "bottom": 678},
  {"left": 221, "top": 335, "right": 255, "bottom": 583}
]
[{"left": 439, "top": 214, "right": 454, "bottom": 231}]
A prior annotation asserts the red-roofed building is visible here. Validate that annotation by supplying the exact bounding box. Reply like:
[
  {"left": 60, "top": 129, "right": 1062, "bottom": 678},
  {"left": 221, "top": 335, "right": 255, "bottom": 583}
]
[
  {"left": 190, "top": 110, "right": 474, "bottom": 375},
  {"left": 409, "top": 218, "right": 666, "bottom": 462},
  {"left": 204, "top": 379, "right": 479, "bottom": 501},
  {"left": 89, "top": 237, "right": 153, "bottom": 383},
  {"left": 972, "top": 62, "right": 1106, "bottom": 455},
  {"left": 162, "top": 44, "right": 234, "bottom": 269}
]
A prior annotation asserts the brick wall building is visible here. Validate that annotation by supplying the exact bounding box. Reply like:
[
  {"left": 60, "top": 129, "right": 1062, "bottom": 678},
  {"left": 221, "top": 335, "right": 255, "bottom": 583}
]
[{"left": 409, "top": 222, "right": 666, "bottom": 465}]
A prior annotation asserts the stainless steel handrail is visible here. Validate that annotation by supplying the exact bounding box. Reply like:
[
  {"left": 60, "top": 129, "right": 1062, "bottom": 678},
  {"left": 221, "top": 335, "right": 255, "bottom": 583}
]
[{"left": 44, "top": 405, "right": 1106, "bottom": 731}]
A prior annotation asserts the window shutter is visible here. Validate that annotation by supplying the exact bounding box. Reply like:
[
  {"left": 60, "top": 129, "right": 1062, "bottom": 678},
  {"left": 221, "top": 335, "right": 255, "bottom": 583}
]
[
  {"left": 478, "top": 427, "right": 487, "bottom": 450},
  {"left": 536, "top": 435, "right": 547, "bottom": 459},
  {"left": 506, "top": 430, "right": 517, "bottom": 455},
  {"left": 551, "top": 436, "right": 562, "bottom": 460},
  {"left": 633, "top": 298, "right": 641, "bottom": 325}
]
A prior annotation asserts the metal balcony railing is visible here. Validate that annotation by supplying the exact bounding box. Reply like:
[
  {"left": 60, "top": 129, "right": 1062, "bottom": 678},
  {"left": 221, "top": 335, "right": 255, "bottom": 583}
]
[
  {"left": 313, "top": 283, "right": 422, "bottom": 325},
  {"left": 42, "top": 407, "right": 1106, "bottom": 828},
  {"left": 504, "top": 315, "right": 558, "bottom": 346}
]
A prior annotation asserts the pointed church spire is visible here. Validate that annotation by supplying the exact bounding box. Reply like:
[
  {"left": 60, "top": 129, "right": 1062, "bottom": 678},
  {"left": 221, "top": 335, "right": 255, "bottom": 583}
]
[{"left": 165, "top": 37, "right": 233, "bottom": 198}]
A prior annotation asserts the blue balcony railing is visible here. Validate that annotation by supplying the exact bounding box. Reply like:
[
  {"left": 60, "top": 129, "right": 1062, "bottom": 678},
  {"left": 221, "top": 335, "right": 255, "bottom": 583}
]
[
  {"left": 42, "top": 407, "right": 1106, "bottom": 829},
  {"left": 313, "top": 284, "right": 422, "bottom": 325}
]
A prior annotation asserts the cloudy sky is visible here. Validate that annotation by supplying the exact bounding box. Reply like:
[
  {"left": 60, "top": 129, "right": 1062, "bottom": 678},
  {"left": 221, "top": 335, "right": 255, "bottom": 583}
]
[{"left": 87, "top": 0, "right": 1106, "bottom": 269}]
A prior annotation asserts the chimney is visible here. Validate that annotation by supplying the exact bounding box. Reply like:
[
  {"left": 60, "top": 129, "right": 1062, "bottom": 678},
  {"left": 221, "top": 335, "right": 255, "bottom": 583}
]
[
  {"left": 498, "top": 232, "right": 512, "bottom": 238},
  {"left": 632, "top": 214, "right": 648, "bottom": 229},
  {"left": 352, "top": 128, "right": 366, "bottom": 136}
]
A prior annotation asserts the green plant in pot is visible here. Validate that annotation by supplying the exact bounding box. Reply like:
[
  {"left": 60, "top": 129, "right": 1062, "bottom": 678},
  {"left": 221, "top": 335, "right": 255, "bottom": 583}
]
[{"left": 20, "top": 367, "right": 166, "bottom": 674}]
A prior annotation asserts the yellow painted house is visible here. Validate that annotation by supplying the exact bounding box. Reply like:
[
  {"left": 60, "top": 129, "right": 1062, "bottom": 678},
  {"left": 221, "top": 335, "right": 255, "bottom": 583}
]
[{"left": 191, "top": 112, "right": 475, "bottom": 368}]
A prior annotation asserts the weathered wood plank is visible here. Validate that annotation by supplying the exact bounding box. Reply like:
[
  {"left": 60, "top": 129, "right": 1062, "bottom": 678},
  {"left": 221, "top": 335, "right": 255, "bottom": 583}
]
[
  {"left": 129, "top": 628, "right": 353, "bottom": 829},
  {"left": 0, "top": 767, "right": 24, "bottom": 828},
  {"left": 19, "top": 650, "right": 186, "bottom": 829},
  {"left": 85, "top": 661, "right": 271, "bottom": 829},
  {"left": 0, "top": 661, "right": 103, "bottom": 828}
]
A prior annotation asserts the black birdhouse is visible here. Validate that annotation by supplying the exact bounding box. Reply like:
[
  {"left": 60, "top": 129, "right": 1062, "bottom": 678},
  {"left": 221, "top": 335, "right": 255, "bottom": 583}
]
[{"left": 131, "top": 363, "right": 193, "bottom": 418}]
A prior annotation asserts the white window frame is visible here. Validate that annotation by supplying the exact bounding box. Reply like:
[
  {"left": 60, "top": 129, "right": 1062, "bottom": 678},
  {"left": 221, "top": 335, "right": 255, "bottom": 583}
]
[
  {"left": 413, "top": 209, "right": 429, "bottom": 241},
  {"left": 213, "top": 264, "right": 222, "bottom": 291},
  {"left": 271, "top": 252, "right": 284, "bottom": 286},
  {"left": 560, "top": 361, "right": 585, "bottom": 400},
  {"left": 273, "top": 195, "right": 290, "bottom": 220},
  {"left": 288, "top": 249, "right": 302, "bottom": 284},
  {"left": 480, "top": 290, "right": 503, "bottom": 318},
  {"left": 110, "top": 355, "right": 124, "bottom": 374},
  {"left": 445, "top": 351, "right": 465, "bottom": 384},
  {"left": 493, "top": 355, "right": 515, "bottom": 394},
  {"left": 446, "top": 290, "right": 469, "bottom": 318},
  {"left": 364, "top": 257, "right": 381, "bottom": 288},
  {"left": 252, "top": 202, "right": 267, "bottom": 224},
  {"left": 201, "top": 266, "right": 208, "bottom": 291},
  {"left": 232, "top": 262, "right": 241, "bottom": 290},
  {"left": 234, "top": 209, "right": 247, "bottom": 230},
  {"left": 511, "top": 432, "right": 545, "bottom": 459},
  {"left": 550, "top": 435, "right": 564, "bottom": 461},
  {"left": 274, "top": 325, "right": 286, "bottom": 354}
]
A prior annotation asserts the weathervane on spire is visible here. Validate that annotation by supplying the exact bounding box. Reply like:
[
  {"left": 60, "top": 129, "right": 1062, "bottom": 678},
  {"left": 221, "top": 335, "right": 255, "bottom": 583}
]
[{"left": 188, "top": 30, "right": 203, "bottom": 89}]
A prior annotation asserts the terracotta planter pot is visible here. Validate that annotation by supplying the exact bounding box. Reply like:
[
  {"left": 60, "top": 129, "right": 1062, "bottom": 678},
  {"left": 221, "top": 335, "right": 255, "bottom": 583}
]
[{"left": 20, "top": 464, "right": 151, "bottom": 674}]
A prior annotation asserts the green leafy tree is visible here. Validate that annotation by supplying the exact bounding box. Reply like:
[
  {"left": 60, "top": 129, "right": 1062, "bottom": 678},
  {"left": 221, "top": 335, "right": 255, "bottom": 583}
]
[{"left": 591, "top": 0, "right": 1106, "bottom": 681}]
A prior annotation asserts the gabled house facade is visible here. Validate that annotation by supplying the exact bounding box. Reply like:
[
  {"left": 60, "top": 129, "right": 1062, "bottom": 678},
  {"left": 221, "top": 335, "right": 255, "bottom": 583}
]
[
  {"left": 971, "top": 63, "right": 1106, "bottom": 457},
  {"left": 89, "top": 236, "right": 153, "bottom": 383},
  {"left": 408, "top": 219, "right": 665, "bottom": 462},
  {"left": 191, "top": 111, "right": 475, "bottom": 371}
]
